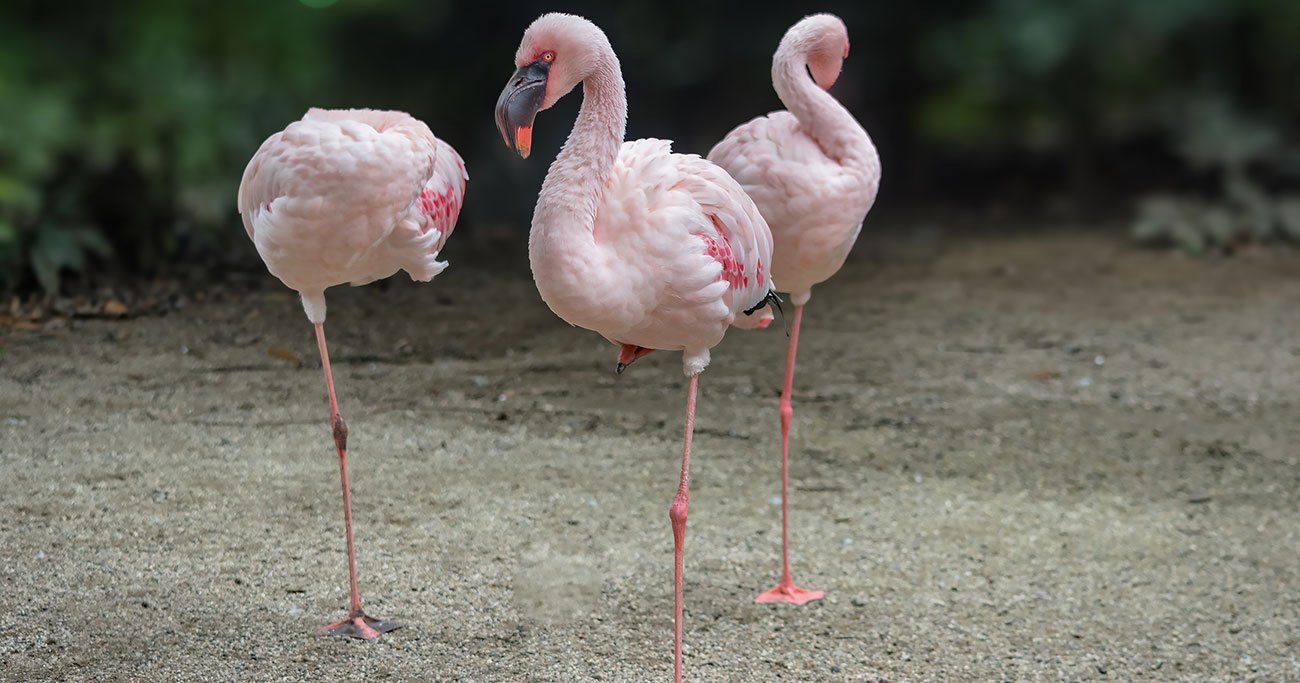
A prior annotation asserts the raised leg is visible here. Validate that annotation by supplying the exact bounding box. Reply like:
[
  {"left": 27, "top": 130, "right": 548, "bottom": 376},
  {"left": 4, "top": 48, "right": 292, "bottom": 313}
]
[
  {"left": 756, "top": 304, "right": 823, "bottom": 605},
  {"left": 669, "top": 374, "right": 698, "bottom": 683},
  {"left": 313, "top": 322, "right": 400, "bottom": 640}
]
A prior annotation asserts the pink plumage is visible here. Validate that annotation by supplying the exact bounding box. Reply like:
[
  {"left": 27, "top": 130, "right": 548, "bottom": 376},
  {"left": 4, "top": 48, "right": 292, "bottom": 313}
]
[
  {"left": 709, "top": 14, "right": 881, "bottom": 606},
  {"left": 710, "top": 15, "right": 878, "bottom": 306},
  {"left": 237, "top": 108, "right": 466, "bottom": 640},
  {"left": 557, "top": 137, "right": 774, "bottom": 373},
  {"left": 495, "top": 14, "right": 773, "bottom": 682},
  {"left": 239, "top": 108, "right": 466, "bottom": 323}
]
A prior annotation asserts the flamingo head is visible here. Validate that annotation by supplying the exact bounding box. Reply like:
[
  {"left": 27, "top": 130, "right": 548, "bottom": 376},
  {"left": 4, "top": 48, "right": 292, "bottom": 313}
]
[
  {"left": 797, "top": 13, "right": 850, "bottom": 90},
  {"left": 496, "top": 13, "right": 612, "bottom": 158}
]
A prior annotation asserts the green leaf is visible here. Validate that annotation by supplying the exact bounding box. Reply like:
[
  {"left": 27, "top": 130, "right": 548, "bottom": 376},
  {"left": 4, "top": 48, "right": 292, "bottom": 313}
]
[
  {"left": 30, "top": 244, "right": 60, "bottom": 294},
  {"left": 0, "top": 175, "right": 32, "bottom": 205},
  {"left": 34, "top": 225, "right": 81, "bottom": 269},
  {"left": 918, "top": 88, "right": 997, "bottom": 143},
  {"left": 28, "top": 224, "right": 112, "bottom": 294},
  {"left": 70, "top": 226, "right": 113, "bottom": 258},
  {"left": 0, "top": 219, "right": 19, "bottom": 292}
]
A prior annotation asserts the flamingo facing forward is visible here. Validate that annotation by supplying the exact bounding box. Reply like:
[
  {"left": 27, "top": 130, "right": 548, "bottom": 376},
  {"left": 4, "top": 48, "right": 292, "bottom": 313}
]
[
  {"left": 709, "top": 14, "right": 881, "bottom": 606},
  {"left": 238, "top": 108, "right": 467, "bottom": 639},
  {"left": 494, "top": 14, "right": 774, "bottom": 681}
]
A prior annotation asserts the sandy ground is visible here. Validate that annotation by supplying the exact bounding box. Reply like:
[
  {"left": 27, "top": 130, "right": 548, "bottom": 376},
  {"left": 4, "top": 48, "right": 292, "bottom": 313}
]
[{"left": 1, "top": 228, "right": 1298, "bottom": 682}]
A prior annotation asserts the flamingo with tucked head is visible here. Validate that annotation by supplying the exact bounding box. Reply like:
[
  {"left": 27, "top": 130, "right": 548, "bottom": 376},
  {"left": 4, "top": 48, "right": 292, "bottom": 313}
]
[
  {"left": 495, "top": 13, "right": 775, "bottom": 681},
  {"left": 709, "top": 14, "right": 881, "bottom": 606},
  {"left": 238, "top": 108, "right": 467, "bottom": 639}
]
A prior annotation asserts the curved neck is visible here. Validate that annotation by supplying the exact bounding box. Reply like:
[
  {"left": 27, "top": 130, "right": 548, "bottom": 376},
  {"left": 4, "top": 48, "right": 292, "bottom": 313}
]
[
  {"left": 772, "top": 48, "right": 875, "bottom": 171},
  {"left": 532, "top": 55, "right": 626, "bottom": 242}
]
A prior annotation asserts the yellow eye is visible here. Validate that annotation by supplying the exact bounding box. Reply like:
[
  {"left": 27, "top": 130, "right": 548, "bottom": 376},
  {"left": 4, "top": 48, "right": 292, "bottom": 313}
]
[{"left": 541, "top": 51, "right": 555, "bottom": 63}]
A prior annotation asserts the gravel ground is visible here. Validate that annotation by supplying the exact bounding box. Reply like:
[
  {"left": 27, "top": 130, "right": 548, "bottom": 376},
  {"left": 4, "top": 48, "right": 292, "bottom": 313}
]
[{"left": 2, "top": 227, "right": 1298, "bottom": 682}]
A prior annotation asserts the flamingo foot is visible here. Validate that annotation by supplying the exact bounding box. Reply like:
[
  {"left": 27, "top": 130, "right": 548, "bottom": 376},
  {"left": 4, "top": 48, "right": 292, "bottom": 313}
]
[
  {"left": 319, "top": 611, "right": 401, "bottom": 640},
  {"left": 755, "top": 580, "right": 824, "bottom": 605}
]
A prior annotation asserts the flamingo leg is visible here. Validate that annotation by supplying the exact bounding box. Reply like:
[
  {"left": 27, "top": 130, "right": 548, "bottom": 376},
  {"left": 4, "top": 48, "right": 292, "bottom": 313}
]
[
  {"left": 313, "top": 323, "right": 400, "bottom": 640},
  {"left": 756, "top": 304, "right": 824, "bottom": 605},
  {"left": 669, "top": 374, "right": 699, "bottom": 683}
]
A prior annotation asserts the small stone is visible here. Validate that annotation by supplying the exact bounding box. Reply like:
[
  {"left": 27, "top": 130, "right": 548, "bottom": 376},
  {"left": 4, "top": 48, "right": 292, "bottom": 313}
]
[{"left": 103, "top": 299, "right": 128, "bottom": 316}]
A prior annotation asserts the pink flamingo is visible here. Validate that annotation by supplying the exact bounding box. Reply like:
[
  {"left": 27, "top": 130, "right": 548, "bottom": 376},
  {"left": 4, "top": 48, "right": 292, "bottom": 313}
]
[
  {"left": 494, "top": 14, "right": 775, "bottom": 681},
  {"left": 237, "top": 108, "right": 466, "bottom": 639},
  {"left": 709, "top": 14, "right": 881, "bottom": 606}
]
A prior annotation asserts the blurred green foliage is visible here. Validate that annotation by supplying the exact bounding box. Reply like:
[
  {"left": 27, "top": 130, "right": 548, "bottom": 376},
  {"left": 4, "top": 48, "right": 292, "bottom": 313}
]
[
  {"left": 918, "top": 0, "right": 1300, "bottom": 251},
  {"left": 919, "top": 0, "right": 1300, "bottom": 153},
  {"left": 1, "top": 0, "right": 1297, "bottom": 293},
  {"left": 1133, "top": 99, "right": 1300, "bottom": 254},
  {"left": 0, "top": 0, "right": 332, "bottom": 292}
]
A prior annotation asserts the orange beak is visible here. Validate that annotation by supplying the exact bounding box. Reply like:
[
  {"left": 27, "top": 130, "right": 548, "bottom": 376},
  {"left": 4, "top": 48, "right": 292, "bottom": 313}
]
[{"left": 514, "top": 126, "right": 533, "bottom": 159}]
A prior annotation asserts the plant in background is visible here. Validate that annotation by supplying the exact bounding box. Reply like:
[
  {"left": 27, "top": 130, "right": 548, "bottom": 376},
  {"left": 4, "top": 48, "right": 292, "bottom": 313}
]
[
  {"left": 1132, "top": 97, "right": 1300, "bottom": 254},
  {"left": 0, "top": 59, "right": 100, "bottom": 293},
  {"left": 0, "top": 1, "right": 334, "bottom": 294},
  {"left": 918, "top": 0, "right": 1300, "bottom": 245},
  {"left": 918, "top": 0, "right": 1223, "bottom": 157}
]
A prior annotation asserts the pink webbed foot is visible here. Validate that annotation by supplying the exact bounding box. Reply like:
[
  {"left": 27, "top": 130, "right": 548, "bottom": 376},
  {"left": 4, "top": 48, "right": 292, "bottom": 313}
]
[
  {"left": 756, "top": 580, "right": 824, "bottom": 606},
  {"left": 319, "top": 612, "right": 402, "bottom": 640}
]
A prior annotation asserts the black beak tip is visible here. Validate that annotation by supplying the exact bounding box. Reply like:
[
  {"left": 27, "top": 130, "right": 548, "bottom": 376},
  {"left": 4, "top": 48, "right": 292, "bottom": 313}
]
[{"left": 496, "top": 61, "right": 549, "bottom": 158}]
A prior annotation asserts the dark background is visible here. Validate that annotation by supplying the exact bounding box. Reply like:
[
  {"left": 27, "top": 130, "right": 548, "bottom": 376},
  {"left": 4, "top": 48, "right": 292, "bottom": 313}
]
[{"left": 2, "top": 0, "right": 1297, "bottom": 293}]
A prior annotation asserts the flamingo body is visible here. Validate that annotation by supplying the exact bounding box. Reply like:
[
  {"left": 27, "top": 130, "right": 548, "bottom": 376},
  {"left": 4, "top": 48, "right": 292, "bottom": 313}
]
[
  {"left": 239, "top": 108, "right": 467, "bottom": 322},
  {"left": 709, "top": 14, "right": 879, "bottom": 307},
  {"left": 709, "top": 110, "right": 875, "bottom": 304},
  {"left": 532, "top": 137, "right": 773, "bottom": 374}
]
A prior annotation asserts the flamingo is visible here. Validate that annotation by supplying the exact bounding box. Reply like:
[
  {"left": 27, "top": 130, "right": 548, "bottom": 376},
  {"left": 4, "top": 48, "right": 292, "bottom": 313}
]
[
  {"left": 494, "top": 14, "right": 775, "bottom": 681},
  {"left": 237, "top": 108, "right": 467, "bottom": 639},
  {"left": 708, "top": 14, "right": 881, "bottom": 606}
]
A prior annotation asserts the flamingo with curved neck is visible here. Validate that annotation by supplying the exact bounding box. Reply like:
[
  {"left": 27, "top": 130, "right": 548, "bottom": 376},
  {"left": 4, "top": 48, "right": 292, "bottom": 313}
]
[
  {"left": 496, "top": 13, "right": 776, "bottom": 682},
  {"left": 709, "top": 13, "right": 881, "bottom": 606}
]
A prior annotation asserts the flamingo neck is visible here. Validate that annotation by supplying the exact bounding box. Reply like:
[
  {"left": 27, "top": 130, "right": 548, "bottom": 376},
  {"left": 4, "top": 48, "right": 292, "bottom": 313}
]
[
  {"left": 772, "top": 44, "right": 876, "bottom": 173},
  {"left": 531, "top": 54, "right": 626, "bottom": 253}
]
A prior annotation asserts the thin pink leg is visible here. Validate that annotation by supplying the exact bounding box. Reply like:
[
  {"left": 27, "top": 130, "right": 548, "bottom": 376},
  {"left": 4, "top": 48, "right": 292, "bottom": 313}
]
[
  {"left": 314, "top": 323, "right": 400, "bottom": 640},
  {"left": 756, "top": 305, "right": 823, "bottom": 605},
  {"left": 669, "top": 374, "right": 698, "bottom": 683}
]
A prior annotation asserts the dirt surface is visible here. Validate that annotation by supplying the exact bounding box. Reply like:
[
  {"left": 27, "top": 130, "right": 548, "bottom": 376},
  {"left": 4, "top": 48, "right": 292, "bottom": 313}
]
[{"left": 2, "top": 228, "right": 1298, "bottom": 682}]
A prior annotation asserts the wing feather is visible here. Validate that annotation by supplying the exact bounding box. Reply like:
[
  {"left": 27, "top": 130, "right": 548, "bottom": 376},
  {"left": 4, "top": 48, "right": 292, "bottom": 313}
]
[
  {"left": 600, "top": 139, "right": 773, "bottom": 331},
  {"left": 236, "top": 109, "right": 439, "bottom": 291}
]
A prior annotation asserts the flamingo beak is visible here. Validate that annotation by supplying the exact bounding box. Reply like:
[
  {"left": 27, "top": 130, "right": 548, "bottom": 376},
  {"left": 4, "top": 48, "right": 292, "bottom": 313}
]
[{"left": 495, "top": 60, "right": 549, "bottom": 159}]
